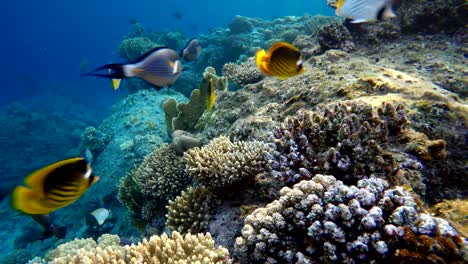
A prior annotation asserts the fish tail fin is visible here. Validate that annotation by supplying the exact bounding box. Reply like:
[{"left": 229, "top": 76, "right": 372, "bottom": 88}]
[{"left": 111, "top": 78, "right": 122, "bottom": 91}]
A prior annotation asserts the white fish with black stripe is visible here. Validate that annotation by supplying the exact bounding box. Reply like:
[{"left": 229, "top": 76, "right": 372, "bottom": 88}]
[{"left": 335, "top": 0, "right": 396, "bottom": 23}]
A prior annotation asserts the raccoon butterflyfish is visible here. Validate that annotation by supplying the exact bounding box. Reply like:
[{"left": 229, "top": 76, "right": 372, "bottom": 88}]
[
  {"left": 86, "top": 46, "right": 183, "bottom": 90},
  {"left": 180, "top": 38, "right": 202, "bottom": 62},
  {"left": 12, "top": 157, "right": 99, "bottom": 215},
  {"left": 206, "top": 78, "right": 216, "bottom": 112},
  {"left": 335, "top": 0, "right": 396, "bottom": 23},
  {"left": 255, "top": 41, "right": 304, "bottom": 80}
]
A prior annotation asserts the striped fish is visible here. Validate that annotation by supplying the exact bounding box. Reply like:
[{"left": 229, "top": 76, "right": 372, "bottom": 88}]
[
  {"left": 12, "top": 157, "right": 99, "bottom": 215},
  {"left": 255, "top": 42, "right": 304, "bottom": 80}
]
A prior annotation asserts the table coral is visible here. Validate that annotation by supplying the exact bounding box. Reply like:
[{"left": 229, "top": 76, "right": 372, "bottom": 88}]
[
  {"left": 166, "top": 186, "right": 213, "bottom": 234},
  {"left": 234, "top": 175, "right": 466, "bottom": 263},
  {"left": 184, "top": 136, "right": 271, "bottom": 196}
]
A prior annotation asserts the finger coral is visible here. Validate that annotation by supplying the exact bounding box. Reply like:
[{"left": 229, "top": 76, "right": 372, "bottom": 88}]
[
  {"left": 234, "top": 175, "right": 466, "bottom": 263},
  {"left": 36, "top": 232, "right": 231, "bottom": 264},
  {"left": 184, "top": 136, "right": 271, "bottom": 195},
  {"left": 166, "top": 186, "right": 213, "bottom": 234}
]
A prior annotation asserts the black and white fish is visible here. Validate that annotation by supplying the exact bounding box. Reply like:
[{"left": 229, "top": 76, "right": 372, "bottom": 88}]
[{"left": 335, "top": 0, "right": 396, "bottom": 23}]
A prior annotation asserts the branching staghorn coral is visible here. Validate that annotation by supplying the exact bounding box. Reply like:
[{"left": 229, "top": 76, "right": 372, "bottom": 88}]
[
  {"left": 166, "top": 186, "right": 213, "bottom": 234},
  {"left": 184, "top": 136, "right": 271, "bottom": 195},
  {"left": 234, "top": 175, "right": 466, "bottom": 263},
  {"left": 33, "top": 232, "right": 230, "bottom": 264}
]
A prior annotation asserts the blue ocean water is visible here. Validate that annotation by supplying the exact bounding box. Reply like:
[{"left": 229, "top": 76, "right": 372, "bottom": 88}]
[{"left": 0, "top": 1, "right": 335, "bottom": 261}]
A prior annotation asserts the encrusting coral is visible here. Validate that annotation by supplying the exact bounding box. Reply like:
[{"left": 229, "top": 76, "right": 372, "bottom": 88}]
[
  {"left": 184, "top": 136, "right": 271, "bottom": 196},
  {"left": 33, "top": 232, "right": 230, "bottom": 264},
  {"left": 234, "top": 174, "right": 466, "bottom": 263},
  {"left": 166, "top": 186, "right": 213, "bottom": 234}
]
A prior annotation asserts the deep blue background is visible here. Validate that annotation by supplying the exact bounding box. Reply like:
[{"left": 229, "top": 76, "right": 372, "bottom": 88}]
[{"left": 1, "top": 0, "right": 333, "bottom": 108}]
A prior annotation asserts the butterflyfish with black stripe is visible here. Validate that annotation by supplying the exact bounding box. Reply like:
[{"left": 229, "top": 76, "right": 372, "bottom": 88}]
[
  {"left": 12, "top": 157, "right": 99, "bottom": 215},
  {"left": 255, "top": 41, "right": 304, "bottom": 80}
]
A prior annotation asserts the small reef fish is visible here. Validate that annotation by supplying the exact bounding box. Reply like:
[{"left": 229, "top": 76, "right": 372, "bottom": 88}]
[
  {"left": 206, "top": 78, "right": 216, "bottom": 112},
  {"left": 255, "top": 41, "right": 304, "bottom": 80},
  {"left": 335, "top": 0, "right": 396, "bottom": 23},
  {"left": 12, "top": 157, "right": 99, "bottom": 239},
  {"left": 86, "top": 47, "right": 183, "bottom": 90},
  {"left": 180, "top": 38, "right": 202, "bottom": 62}
]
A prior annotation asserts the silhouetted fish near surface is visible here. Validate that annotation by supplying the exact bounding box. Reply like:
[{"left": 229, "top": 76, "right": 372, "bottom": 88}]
[
  {"left": 180, "top": 38, "right": 202, "bottom": 62},
  {"left": 12, "top": 157, "right": 99, "bottom": 239},
  {"left": 335, "top": 0, "right": 396, "bottom": 23},
  {"left": 86, "top": 47, "right": 183, "bottom": 90},
  {"left": 255, "top": 41, "right": 304, "bottom": 80}
]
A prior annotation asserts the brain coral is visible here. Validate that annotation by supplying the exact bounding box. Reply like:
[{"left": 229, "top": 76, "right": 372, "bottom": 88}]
[
  {"left": 166, "top": 186, "right": 213, "bottom": 234},
  {"left": 234, "top": 175, "right": 466, "bottom": 263},
  {"left": 184, "top": 136, "right": 271, "bottom": 195},
  {"left": 37, "top": 232, "right": 230, "bottom": 264}
]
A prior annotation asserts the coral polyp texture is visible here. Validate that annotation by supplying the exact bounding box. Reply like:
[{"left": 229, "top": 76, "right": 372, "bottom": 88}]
[
  {"left": 267, "top": 102, "right": 450, "bottom": 199},
  {"left": 118, "top": 144, "right": 191, "bottom": 229},
  {"left": 184, "top": 136, "right": 271, "bottom": 195},
  {"left": 234, "top": 175, "right": 466, "bottom": 263},
  {"left": 34, "top": 232, "right": 230, "bottom": 264},
  {"left": 166, "top": 186, "right": 213, "bottom": 234},
  {"left": 222, "top": 57, "right": 263, "bottom": 87}
]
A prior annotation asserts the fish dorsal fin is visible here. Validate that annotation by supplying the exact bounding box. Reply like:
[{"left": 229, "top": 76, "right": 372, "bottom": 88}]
[
  {"left": 132, "top": 46, "right": 169, "bottom": 64},
  {"left": 336, "top": 0, "right": 346, "bottom": 9},
  {"left": 269, "top": 42, "right": 299, "bottom": 54},
  {"left": 24, "top": 157, "right": 85, "bottom": 189}
]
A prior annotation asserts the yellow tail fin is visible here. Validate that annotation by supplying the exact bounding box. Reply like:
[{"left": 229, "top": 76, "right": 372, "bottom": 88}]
[{"left": 111, "top": 79, "right": 122, "bottom": 91}]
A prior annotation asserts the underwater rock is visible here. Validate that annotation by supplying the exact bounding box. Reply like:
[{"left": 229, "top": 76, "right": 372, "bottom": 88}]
[
  {"left": 398, "top": 0, "right": 467, "bottom": 34},
  {"left": 118, "top": 37, "right": 161, "bottom": 61},
  {"left": 317, "top": 22, "right": 355, "bottom": 53},
  {"left": 80, "top": 126, "right": 108, "bottom": 157},
  {"left": 229, "top": 15, "right": 253, "bottom": 34}
]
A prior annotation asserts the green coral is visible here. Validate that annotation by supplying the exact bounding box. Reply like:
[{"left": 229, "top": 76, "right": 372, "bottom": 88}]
[
  {"left": 203, "top": 66, "right": 228, "bottom": 91},
  {"left": 184, "top": 136, "right": 271, "bottom": 195},
  {"left": 118, "top": 37, "right": 161, "bottom": 61},
  {"left": 166, "top": 186, "right": 213, "bottom": 234},
  {"left": 163, "top": 73, "right": 214, "bottom": 135}
]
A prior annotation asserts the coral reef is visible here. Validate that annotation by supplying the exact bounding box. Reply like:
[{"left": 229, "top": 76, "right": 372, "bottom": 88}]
[
  {"left": 222, "top": 57, "right": 263, "bottom": 87},
  {"left": 118, "top": 37, "right": 161, "bottom": 61},
  {"left": 34, "top": 232, "right": 230, "bottom": 264},
  {"left": 166, "top": 186, "right": 213, "bottom": 234},
  {"left": 267, "top": 102, "right": 440, "bottom": 196},
  {"left": 432, "top": 199, "right": 468, "bottom": 237},
  {"left": 316, "top": 22, "right": 355, "bottom": 53},
  {"left": 234, "top": 175, "right": 466, "bottom": 263},
  {"left": 184, "top": 136, "right": 271, "bottom": 196},
  {"left": 172, "top": 130, "right": 201, "bottom": 155},
  {"left": 80, "top": 126, "right": 109, "bottom": 157},
  {"left": 118, "top": 144, "right": 191, "bottom": 230},
  {"left": 163, "top": 72, "right": 216, "bottom": 135},
  {"left": 229, "top": 15, "right": 253, "bottom": 34},
  {"left": 203, "top": 66, "right": 229, "bottom": 91}
]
